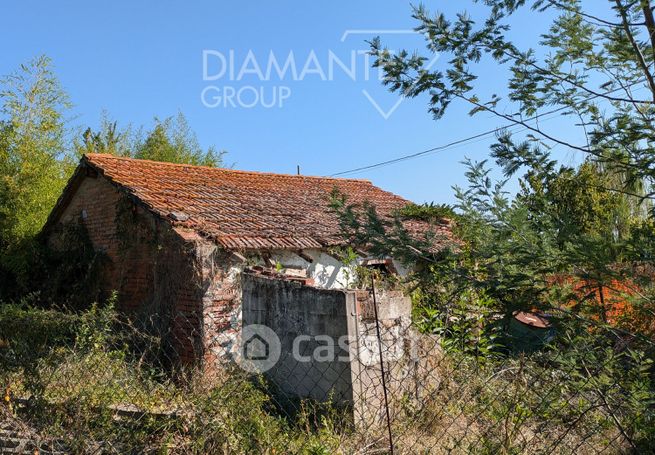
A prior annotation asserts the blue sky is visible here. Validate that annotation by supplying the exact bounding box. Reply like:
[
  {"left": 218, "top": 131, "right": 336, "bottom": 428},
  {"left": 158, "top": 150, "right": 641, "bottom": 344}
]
[{"left": 1, "top": 1, "right": 589, "bottom": 204}]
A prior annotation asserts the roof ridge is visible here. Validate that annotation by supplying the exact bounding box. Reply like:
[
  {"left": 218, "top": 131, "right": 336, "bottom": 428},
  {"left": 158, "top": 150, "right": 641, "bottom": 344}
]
[{"left": 84, "top": 153, "right": 373, "bottom": 183}]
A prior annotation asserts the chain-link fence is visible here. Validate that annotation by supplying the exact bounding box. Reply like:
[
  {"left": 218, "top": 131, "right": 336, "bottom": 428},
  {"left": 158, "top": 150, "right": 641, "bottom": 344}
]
[
  {"left": 344, "top": 314, "right": 653, "bottom": 454},
  {"left": 1, "top": 284, "right": 654, "bottom": 454}
]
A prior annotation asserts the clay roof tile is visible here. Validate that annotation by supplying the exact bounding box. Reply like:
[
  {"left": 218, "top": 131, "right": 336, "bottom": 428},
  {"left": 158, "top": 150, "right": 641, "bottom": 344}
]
[{"left": 77, "top": 153, "right": 451, "bottom": 251}]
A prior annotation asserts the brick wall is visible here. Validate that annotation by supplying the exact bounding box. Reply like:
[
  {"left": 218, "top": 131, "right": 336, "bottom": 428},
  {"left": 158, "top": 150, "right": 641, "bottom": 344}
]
[
  {"left": 50, "top": 173, "right": 122, "bottom": 298},
  {"left": 48, "top": 173, "right": 213, "bottom": 368}
]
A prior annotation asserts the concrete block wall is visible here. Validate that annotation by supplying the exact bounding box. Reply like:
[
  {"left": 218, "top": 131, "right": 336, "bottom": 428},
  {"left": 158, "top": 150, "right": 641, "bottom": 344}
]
[
  {"left": 242, "top": 272, "right": 354, "bottom": 403},
  {"left": 241, "top": 272, "right": 440, "bottom": 425}
]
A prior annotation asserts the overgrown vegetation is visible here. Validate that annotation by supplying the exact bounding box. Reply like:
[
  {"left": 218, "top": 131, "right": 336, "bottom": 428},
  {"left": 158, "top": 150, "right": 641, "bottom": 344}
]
[
  {"left": 329, "top": 1, "right": 655, "bottom": 451},
  {"left": 2, "top": 298, "right": 653, "bottom": 453},
  {"left": 0, "top": 299, "right": 350, "bottom": 454},
  {"left": 0, "top": 56, "right": 73, "bottom": 290},
  {"left": 0, "top": 56, "right": 225, "bottom": 301},
  {"left": 327, "top": 0, "right": 655, "bottom": 343}
]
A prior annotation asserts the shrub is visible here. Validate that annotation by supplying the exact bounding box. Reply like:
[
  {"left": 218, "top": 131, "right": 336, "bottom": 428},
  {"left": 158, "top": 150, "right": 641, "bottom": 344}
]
[{"left": 1, "top": 302, "right": 349, "bottom": 453}]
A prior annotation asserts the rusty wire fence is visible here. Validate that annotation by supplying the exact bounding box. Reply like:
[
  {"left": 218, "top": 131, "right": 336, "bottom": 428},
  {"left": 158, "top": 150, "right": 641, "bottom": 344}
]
[{"left": 1, "top": 291, "right": 654, "bottom": 454}]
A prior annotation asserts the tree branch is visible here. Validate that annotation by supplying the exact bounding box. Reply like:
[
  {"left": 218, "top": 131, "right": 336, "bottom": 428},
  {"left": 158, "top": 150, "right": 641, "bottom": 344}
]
[
  {"left": 615, "top": 0, "right": 655, "bottom": 101},
  {"left": 458, "top": 94, "right": 651, "bottom": 181},
  {"left": 544, "top": 0, "right": 643, "bottom": 27},
  {"left": 641, "top": 0, "right": 655, "bottom": 66},
  {"left": 500, "top": 46, "right": 653, "bottom": 105}
]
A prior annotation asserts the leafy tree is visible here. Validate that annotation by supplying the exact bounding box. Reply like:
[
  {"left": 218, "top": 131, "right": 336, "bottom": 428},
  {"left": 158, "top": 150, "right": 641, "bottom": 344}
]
[
  {"left": 0, "top": 57, "right": 226, "bottom": 299},
  {"left": 137, "top": 113, "right": 223, "bottom": 166},
  {"left": 370, "top": 0, "right": 655, "bottom": 204},
  {"left": 332, "top": 1, "right": 655, "bottom": 341},
  {"left": 75, "top": 112, "right": 134, "bottom": 157},
  {"left": 518, "top": 160, "right": 643, "bottom": 247},
  {"left": 78, "top": 112, "right": 225, "bottom": 167},
  {"left": 0, "top": 56, "right": 71, "bottom": 283}
]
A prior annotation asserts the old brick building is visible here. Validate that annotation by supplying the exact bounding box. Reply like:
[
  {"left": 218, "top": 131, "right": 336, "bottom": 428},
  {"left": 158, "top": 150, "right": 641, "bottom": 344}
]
[{"left": 43, "top": 154, "right": 450, "bottom": 369}]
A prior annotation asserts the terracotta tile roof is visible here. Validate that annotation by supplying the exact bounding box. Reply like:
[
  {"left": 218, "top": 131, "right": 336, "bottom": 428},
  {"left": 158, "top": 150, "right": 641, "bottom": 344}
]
[{"left": 75, "top": 154, "right": 450, "bottom": 251}]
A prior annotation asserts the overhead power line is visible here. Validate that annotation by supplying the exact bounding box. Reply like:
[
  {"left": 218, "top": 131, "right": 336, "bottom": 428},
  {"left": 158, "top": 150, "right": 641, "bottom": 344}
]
[
  {"left": 329, "top": 82, "right": 647, "bottom": 178},
  {"left": 328, "top": 107, "right": 566, "bottom": 177}
]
